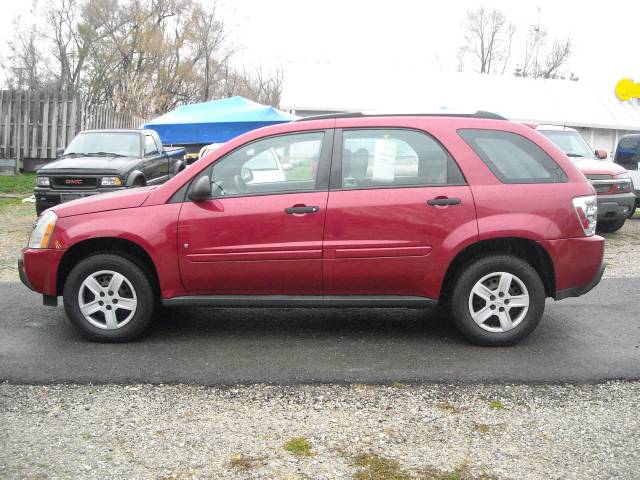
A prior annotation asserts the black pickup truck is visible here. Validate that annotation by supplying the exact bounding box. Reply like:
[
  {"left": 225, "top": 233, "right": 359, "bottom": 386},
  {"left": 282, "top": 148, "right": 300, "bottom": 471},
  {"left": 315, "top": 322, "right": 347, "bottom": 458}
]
[{"left": 34, "top": 129, "right": 186, "bottom": 214}]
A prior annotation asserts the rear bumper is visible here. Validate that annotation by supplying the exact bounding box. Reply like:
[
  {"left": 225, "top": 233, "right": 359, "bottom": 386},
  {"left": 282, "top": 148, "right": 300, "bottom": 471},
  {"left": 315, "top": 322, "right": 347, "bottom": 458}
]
[
  {"left": 596, "top": 192, "right": 635, "bottom": 220},
  {"left": 538, "top": 235, "right": 605, "bottom": 300},
  {"left": 555, "top": 262, "right": 605, "bottom": 300}
]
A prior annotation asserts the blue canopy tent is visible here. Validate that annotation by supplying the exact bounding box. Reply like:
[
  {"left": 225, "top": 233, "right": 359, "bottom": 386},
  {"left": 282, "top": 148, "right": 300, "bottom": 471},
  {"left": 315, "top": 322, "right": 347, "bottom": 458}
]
[{"left": 143, "top": 96, "right": 298, "bottom": 146}]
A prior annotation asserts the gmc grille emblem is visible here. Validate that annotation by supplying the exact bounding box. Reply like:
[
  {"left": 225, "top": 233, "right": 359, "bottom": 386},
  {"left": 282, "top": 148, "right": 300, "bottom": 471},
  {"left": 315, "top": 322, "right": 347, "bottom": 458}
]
[{"left": 65, "top": 179, "right": 83, "bottom": 185}]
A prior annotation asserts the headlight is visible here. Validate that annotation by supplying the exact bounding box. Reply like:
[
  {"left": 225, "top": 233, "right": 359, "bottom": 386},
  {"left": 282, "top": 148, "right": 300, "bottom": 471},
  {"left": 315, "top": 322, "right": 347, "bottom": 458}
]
[
  {"left": 101, "top": 176, "right": 122, "bottom": 187},
  {"left": 28, "top": 211, "right": 57, "bottom": 249},
  {"left": 36, "top": 177, "right": 50, "bottom": 187}
]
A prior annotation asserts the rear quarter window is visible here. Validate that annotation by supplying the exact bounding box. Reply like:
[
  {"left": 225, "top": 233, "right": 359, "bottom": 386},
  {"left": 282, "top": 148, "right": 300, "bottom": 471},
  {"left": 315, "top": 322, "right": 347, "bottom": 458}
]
[{"left": 458, "top": 129, "right": 567, "bottom": 184}]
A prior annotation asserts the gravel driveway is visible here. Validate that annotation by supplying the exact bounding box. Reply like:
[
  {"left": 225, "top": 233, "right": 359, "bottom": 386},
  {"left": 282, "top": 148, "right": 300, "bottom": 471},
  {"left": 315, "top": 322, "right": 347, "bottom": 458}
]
[
  {"left": 2, "top": 204, "right": 639, "bottom": 479},
  {"left": 1, "top": 382, "right": 639, "bottom": 479}
]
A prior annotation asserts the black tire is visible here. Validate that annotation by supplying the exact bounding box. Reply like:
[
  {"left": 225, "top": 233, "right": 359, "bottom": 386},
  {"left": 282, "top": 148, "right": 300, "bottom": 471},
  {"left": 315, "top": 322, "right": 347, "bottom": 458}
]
[
  {"left": 449, "top": 254, "right": 546, "bottom": 346},
  {"left": 63, "top": 253, "right": 155, "bottom": 342},
  {"left": 596, "top": 218, "right": 626, "bottom": 233},
  {"left": 628, "top": 204, "right": 637, "bottom": 219}
]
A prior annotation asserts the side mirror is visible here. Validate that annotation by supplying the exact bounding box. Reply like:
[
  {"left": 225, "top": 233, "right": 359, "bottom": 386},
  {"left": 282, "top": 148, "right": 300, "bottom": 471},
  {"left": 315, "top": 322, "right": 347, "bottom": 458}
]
[
  {"left": 56, "top": 147, "right": 65, "bottom": 156},
  {"left": 595, "top": 149, "right": 608, "bottom": 160},
  {"left": 189, "top": 175, "right": 212, "bottom": 201}
]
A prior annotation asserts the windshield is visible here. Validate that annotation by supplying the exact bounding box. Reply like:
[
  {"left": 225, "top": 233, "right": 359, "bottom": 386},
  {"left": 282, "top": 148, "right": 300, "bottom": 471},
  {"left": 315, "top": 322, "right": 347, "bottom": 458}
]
[
  {"left": 539, "top": 130, "right": 594, "bottom": 159},
  {"left": 64, "top": 132, "right": 141, "bottom": 157}
]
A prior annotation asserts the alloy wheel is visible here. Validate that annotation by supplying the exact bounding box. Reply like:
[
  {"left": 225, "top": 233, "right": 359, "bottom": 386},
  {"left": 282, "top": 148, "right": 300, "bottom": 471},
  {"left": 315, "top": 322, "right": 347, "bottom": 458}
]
[
  {"left": 77, "top": 270, "right": 138, "bottom": 330},
  {"left": 468, "top": 271, "right": 530, "bottom": 333}
]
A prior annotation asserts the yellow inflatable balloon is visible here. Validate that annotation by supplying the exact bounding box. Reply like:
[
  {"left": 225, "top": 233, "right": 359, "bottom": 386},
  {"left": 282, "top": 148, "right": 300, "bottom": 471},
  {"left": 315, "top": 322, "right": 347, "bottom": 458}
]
[{"left": 615, "top": 78, "right": 640, "bottom": 101}]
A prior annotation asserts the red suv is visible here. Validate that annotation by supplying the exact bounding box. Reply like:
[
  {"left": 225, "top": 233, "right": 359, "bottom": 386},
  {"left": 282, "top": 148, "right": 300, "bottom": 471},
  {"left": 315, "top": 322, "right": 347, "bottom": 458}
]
[{"left": 19, "top": 113, "right": 605, "bottom": 346}]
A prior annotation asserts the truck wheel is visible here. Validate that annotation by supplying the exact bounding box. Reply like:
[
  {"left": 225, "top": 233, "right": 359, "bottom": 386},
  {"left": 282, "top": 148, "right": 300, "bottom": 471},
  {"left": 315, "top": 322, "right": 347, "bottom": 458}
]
[
  {"left": 63, "top": 253, "right": 154, "bottom": 342},
  {"left": 596, "top": 218, "right": 626, "bottom": 233},
  {"left": 449, "top": 254, "right": 545, "bottom": 346},
  {"left": 628, "top": 204, "right": 637, "bottom": 219}
]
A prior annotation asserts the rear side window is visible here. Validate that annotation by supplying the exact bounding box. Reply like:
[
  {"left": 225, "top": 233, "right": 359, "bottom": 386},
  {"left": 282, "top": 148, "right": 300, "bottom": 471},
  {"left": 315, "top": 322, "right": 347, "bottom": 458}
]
[
  {"left": 340, "top": 129, "right": 465, "bottom": 189},
  {"left": 459, "top": 129, "right": 567, "bottom": 183}
]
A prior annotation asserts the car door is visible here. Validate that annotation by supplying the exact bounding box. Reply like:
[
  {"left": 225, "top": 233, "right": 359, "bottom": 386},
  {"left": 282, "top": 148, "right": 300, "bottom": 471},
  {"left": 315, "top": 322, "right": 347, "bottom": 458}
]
[
  {"left": 143, "top": 134, "right": 165, "bottom": 183},
  {"left": 177, "top": 129, "right": 333, "bottom": 295},
  {"left": 323, "top": 127, "right": 477, "bottom": 300}
]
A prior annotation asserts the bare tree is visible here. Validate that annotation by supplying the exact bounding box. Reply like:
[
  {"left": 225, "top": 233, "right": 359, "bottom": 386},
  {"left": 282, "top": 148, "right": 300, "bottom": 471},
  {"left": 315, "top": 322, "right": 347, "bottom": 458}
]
[
  {"left": 4, "top": 0, "right": 284, "bottom": 115},
  {"left": 514, "top": 9, "right": 573, "bottom": 80},
  {"left": 5, "top": 19, "right": 46, "bottom": 90},
  {"left": 458, "top": 7, "right": 515, "bottom": 74}
]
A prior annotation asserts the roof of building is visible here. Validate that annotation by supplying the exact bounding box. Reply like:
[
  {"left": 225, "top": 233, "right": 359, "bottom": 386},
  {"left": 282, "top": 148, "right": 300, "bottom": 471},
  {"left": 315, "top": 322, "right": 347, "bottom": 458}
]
[{"left": 281, "top": 68, "right": 640, "bottom": 131}]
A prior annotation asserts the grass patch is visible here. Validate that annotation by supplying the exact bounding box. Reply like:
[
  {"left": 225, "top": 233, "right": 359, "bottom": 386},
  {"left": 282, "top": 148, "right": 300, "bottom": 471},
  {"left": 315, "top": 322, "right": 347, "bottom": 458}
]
[
  {"left": 228, "top": 452, "right": 260, "bottom": 471},
  {"left": 473, "top": 423, "right": 491, "bottom": 434},
  {"left": 283, "top": 436, "right": 313, "bottom": 457},
  {"left": 0, "top": 173, "right": 35, "bottom": 195},
  {"left": 353, "top": 453, "right": 410, "bottom": 480},
  {"left": 435, "top": 401, "right": 463, "bottom": 414},
  {"left": 284, "top": 162, "right": 313, "bottom": 181},
  {"left": 0, "top": 198, "right": 23, "bottom": 212},
  {"left": 488, "top": 400, "right": 504, "bottom": 410},
  {"left": 422, "top": 462, "right": 499, "bottom": 480}
]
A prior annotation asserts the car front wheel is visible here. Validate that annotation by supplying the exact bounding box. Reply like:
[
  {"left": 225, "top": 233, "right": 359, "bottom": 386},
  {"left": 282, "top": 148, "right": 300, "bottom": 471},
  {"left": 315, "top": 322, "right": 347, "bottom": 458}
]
[
  {"left": 63, "top": 254, "right": 154, "bottom": 342},
  {"left": 449, "top": 254, "right": 545, "bottom": 346},
  {"left": 596, "top": 218, "right": 626, "bottom": 233}
]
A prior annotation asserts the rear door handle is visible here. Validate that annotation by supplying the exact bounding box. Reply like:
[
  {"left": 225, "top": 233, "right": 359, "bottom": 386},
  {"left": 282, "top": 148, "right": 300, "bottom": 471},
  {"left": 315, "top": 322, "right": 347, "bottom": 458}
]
[
  {"left": 427, "top": 197, "right": 461, "bottom": 206},
  {"left": 285, "top": 205, "right": 319, "bottom": 214}
]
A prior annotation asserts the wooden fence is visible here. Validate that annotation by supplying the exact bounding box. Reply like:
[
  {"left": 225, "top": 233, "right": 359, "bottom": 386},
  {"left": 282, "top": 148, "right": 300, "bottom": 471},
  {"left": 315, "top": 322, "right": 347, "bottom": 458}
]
[{"left": 0, "top": 89, "right": 146, "bottom": 172}]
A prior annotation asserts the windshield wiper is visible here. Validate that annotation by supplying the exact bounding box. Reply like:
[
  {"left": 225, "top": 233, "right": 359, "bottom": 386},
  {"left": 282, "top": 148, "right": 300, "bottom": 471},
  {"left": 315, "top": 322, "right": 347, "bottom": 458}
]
[
  {"left": 85, "top": 152, "right": 126, "bottom": 157},
  {"left": 59, "top": 152, "right": 86, "bottom": 158},
  {"left": 566, "top": 153, "right": 588, "bottom": 158}
]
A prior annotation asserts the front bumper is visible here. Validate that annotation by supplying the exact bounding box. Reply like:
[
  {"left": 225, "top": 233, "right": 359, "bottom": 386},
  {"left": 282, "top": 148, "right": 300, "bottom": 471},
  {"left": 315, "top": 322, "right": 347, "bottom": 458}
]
[
  {"left": 34, "top": 187, "right": 124, "bottom": 214},
  {"left": 19, "top": 248, "right": 65, "bottom": 297},
  {"left": 596, "top": 192, "right": 636, "bottom": 221}
]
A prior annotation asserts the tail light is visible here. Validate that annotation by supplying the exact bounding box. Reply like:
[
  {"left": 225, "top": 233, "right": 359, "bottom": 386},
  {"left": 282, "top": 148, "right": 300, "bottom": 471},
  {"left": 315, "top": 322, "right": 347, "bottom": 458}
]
[{"left": 572, "top": 195, "right": 597, "bottom": 236}]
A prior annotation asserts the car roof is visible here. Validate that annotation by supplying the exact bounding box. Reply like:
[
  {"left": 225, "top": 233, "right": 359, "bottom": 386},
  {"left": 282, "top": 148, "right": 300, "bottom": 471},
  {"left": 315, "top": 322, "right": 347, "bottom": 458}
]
[
  {"left": 297, "top": 110, "right": 507, "bottom": 122},
  {"left": 535, "top": 124, "right": 578, "bottom": 132}
]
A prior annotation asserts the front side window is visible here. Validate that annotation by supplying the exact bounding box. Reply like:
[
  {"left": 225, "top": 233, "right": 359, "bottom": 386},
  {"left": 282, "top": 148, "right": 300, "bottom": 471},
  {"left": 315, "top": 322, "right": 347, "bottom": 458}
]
[
  {"left": 144, "top": 135, "right": 159, "bottom": 156},
  {"left": 205, "top": 131, "right": 324, "bottom": 197},
  {"left": 615, "top": 136, "right": 640, "bottom": 170},
  {"left": 459, "top": 129, "right": 567, "bottom": 184},
  {"left": 340, "top": 129, "right": 464, "bottom": 189}
]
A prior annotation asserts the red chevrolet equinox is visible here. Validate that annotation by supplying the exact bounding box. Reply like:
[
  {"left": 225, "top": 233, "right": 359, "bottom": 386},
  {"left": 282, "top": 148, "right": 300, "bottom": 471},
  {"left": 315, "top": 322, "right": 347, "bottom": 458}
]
[{"left": 19, "top": 113, "right": 605, "bottom": 346}]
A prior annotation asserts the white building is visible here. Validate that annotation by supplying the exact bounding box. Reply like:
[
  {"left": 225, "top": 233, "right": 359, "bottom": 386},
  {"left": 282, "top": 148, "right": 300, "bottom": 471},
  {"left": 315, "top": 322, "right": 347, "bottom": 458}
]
[{"left": 281, "top": 68, "right": 640, "bottom": 157}]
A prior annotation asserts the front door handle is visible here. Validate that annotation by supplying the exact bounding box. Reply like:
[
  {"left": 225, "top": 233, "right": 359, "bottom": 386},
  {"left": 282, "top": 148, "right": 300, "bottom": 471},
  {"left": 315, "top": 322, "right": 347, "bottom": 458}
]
[
  {"left": 427, "top": 197, "right": 461, "bottom": 206},
  {"left": 285, "top": 205, "right": 319, "bottom": 214}
]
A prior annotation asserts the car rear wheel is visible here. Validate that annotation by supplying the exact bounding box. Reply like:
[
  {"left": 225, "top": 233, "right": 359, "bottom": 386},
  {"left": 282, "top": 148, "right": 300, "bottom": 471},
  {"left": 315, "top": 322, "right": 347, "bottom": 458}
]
[
  {"left": 596, "top": 218, "right": 626, "bottom": 233},
  {"left": 449, "top": 254, "right": 545, "bottom": 346},
  {"left": 63, "top": 254, "right": 154, "bottom": 342}
]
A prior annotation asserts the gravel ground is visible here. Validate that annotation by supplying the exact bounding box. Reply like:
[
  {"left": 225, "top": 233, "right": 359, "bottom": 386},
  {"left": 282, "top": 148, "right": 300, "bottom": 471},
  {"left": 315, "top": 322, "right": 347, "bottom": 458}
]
[{"left": 1, "top": 382, "right": 639, "bottom": 479}]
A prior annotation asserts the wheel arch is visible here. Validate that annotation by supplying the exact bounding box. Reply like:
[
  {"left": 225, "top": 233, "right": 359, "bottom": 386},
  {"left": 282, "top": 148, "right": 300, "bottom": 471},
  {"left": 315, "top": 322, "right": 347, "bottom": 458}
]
[
  {"left": 440, "top": 237, "right": 556, "bottom": 304},
  {"left": 127, "top": 170, "right": 147, "bottom": 187},
  {"left": 56, "top": 237, "right": 160, "bottom": 297}
]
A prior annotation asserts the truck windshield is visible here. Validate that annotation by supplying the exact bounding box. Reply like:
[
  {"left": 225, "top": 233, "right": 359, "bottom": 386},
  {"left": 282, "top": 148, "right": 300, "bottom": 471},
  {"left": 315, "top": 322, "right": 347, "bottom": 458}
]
[
  {"left": 64, "top": 132, "right": 140, "bottom": 157},
  {"left": 539, "top": 130, "right": 594, "bottom": 159}
]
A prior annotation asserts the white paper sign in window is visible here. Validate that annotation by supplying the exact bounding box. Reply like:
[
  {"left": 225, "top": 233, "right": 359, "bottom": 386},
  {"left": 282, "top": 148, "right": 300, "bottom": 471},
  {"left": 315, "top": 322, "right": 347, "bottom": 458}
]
[{"left": 372, "top": 139, "right": 397, "bottom": 183}]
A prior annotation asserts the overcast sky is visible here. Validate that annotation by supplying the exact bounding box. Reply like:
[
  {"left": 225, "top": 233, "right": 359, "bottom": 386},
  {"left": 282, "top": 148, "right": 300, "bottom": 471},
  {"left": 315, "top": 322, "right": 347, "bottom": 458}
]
[{"left": 2, "top": 0, "right": 638, "bottom": 89}]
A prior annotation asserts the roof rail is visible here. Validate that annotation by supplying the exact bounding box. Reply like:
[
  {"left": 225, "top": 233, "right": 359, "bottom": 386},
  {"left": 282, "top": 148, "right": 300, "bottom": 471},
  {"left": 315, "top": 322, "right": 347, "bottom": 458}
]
[{"left": 296, "top": 110, "right": 507, "bottom": 122}]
